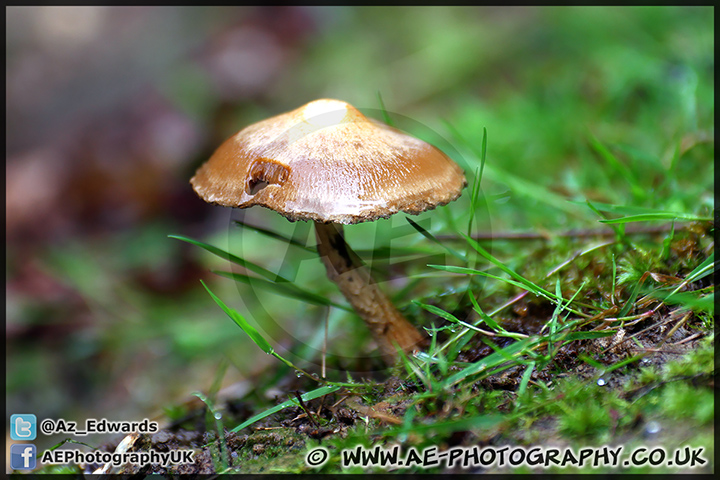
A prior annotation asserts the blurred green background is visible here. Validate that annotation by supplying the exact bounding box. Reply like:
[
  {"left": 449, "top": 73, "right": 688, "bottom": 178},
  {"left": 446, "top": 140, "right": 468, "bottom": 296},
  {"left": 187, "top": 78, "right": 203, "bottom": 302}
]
[{"left": 6, "top": 6, "right": 713, "bottom": 454}]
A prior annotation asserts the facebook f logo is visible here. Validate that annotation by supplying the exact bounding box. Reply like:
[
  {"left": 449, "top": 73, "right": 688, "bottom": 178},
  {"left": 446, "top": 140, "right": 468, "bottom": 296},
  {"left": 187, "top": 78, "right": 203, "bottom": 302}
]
[
  {"left": 11, "top": 444, "right": 37, "bottom": 470},
  {"left": 10, "top": 414, "right": 37, "bottom": 440}
]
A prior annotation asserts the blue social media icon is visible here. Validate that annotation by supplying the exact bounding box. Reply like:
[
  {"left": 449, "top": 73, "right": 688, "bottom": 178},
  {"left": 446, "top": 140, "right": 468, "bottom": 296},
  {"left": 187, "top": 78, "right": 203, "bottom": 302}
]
[
  {"left": 11, "top": 444, "right": 37, "bottom": 470},
  {"left": 11, "top": 414, "right": 37, "bottom": 440}
]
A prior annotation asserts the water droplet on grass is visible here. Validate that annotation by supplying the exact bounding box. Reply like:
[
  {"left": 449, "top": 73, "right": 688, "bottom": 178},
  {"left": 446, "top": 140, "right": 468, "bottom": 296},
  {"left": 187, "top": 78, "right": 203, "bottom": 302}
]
[{"left": 645, "top": 421, "right": 661, "bottom": 435}]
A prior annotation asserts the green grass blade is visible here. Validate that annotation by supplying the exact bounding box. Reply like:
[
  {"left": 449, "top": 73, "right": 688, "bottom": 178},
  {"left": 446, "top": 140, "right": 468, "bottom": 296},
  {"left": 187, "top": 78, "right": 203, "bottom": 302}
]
[
  {"left": 445, "top": 337, "right": 536, "bottom": 387},
  {"left": 588, "top": 134, "right": 645, "bottom": 201},
  {"left": 231, "top": 385, "right": 341, "bottom": 433},
  {"left": 518, "top": 361, "right": 535, "bottom": 396},
  {"left": 651, "top": 291, "right": 714, "bottom": 314},
  {"left": 683, "top": 253, "right": 715, "bottom": 284},
  {"left": 568, "top": 200, "right": 684, "bottom": 216},
  {"left": 377, "top": 91, "right": 393, "bottom": 126},
  {"left": 466, "top": 127, "right": 488, "bottom": 239},
  {"left": 234, "top": 221, "right": 316, "bottom": 253},
  {"left": 467, "top": 290, "right": 503, "bottom": 331},
  {"left": 406, "top": 217, "right": 466, "bottom": 261},
  {"left": 467, "top": 166, "right": 482, "bottom": 237},
  {"left": 414, "top": 301, "right": 489, "bottom": 335},
  {"left": 170, "top": 234, "right": 290, "bottom": 282},
  {"left": 583, "top": 200, "right": 626, "bottom": 241},
  {"left": 429, "top": 263, "right": 587, "bottom": 318},
  {"left": 213, "top": 270, "right": 352, "bottom": 312},
  {"left": 599, "top": 212, "right": 712, "bottom": 224},
  {"left": 460, "top": 235, "right": 579, "bottom": 310},
  {"left": 578, "top": 354, "right": 605, "bottom": 370},
  {"left": 617, "top": 272, "right": 648, "bottom": 318},
  {"left": 432, "top": 265, "right": 534, "bottom": 291},
  {"left": 460, "top": 234, "right": 548, "bottom": 293},
  {"left": 571, "top": 200, "right": 713, "bottom": 223},
  {"left": 414, "top": 301, "right": 463, "bottom": 323},
  {"left": 201, "top": 280, "right": 341, "bottom": 383},
  {"left": 200, "top": 280, "right": 274, "bottom": 354},
  {"left": 602, "top": 354, "right": 647, "bottom": 374}
]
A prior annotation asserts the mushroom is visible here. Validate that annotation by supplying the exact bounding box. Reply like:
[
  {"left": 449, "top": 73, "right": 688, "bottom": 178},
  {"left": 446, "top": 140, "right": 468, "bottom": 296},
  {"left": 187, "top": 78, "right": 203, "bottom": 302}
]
[{"left": 191, "top": 99, "right": 466, "bottom": 361}]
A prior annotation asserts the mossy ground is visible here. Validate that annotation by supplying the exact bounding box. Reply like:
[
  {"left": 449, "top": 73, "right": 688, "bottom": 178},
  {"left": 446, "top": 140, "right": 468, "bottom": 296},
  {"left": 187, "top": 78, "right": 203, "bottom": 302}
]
[{"left": 37, "top": 223, "right": 713, "bottom": 475}]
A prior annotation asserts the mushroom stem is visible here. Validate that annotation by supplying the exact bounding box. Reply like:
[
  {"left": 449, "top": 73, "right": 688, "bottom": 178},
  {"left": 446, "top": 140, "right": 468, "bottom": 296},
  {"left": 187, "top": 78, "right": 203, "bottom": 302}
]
[{"left": 314, "top": 222, "right": 425, "bottom": 360}]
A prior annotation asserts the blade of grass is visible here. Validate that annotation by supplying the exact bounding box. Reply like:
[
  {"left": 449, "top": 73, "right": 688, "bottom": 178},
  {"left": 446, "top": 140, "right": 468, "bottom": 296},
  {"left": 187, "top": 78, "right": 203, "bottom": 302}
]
[
  {"left": 467, "top": 166, "right": 482, "bottom": 237},
  {"left": 213, "top": 270, "right": 352, "bottom": 312},
  {"left": 200, "top": 280, "right": 322, "bottom": 381},
  {"left": 599, "top": 212, "right": 712, "bottom": 224},
  {"left": 467, "top": 290, "right": 503, "bottom": 331},
  {"left": 578, "top": 354, "right": 606, "bottom": 370},
  {"left": 193, "top": 391, "right": 229, "bottom": 470},
  {"left": 201, "top": 280, "right": 274, "bottom": 354},
  {"left": 603, "top": 354, "right": 648, "bottom": 374},
  {"left": 466, "top": 127, "right": 487, "bottom": 239},
  {"left": 231, "top": 385, "right": 342, "bottom": 433},
  {"left": 478, "top": 127, "right": 488, "bottom": 182},
  {"left": 650, "top": 291, "right": 714, "bottom": 314},
  {"left": 234, "top": 221, "right": 316, "bottom": 253},
  {"left": 588, "top": 134, "right": 645, "bottom": 201},
  {"left": 406, "top": 217, "right": 466, "bottom": 262},
  {"left": 567, "top": 200, "right": 677, "bottom": 215},
  {"left": 584, "top": 200, "right": 625, "bottom": 242},
  {"left": 683, "top": 253, "right": 715, "bottom": 284},
  {"left": 611, "top": 253, "right": 618, "bottom": 305},
  {"left": 441, "top": 290, "right": 502, "bottom": 362},
  {"left": 660, "top": 222, "right": 675, "bottom": 261},
  {"left": 377, "top": 91, "right": 393, "bottom": 126},
  {"left": 441, "top": 285, "right": 535, "bottom": 361},
  {"left": 460, "top": 234, "right": 553, "bottom": 297},
  {"left": 414, "top": 301, "right": 496, "bottom": 336},
  {"left": 170, "top": 234, "right": 290, "bottom": 282},
  {"left": 544, "top": 279, "right": 564, "bottom": 356},
  {"left": 646, "top": 253, "right": 715, "bottom": 315},
  {"left": 517, "top": 361, "right": 535, "bottom": 396},
  {"left": 444, "top": 336, "right": 537, "bottom": 387},
  {"left": 617, "top": 272, "right": 650, "bottom": 318},
  {"left": 442, "top": 236, "right": 589, "bottom": 317}
]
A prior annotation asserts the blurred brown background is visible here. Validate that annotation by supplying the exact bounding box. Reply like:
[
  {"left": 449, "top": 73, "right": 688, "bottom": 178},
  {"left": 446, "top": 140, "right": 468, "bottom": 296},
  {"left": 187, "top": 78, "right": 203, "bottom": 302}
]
[
  {"left": 6, "top": 6, "right": 334, "bottom": 447},
  {"left": 8, "top": 6, "right": 495, "bottom": 449}
]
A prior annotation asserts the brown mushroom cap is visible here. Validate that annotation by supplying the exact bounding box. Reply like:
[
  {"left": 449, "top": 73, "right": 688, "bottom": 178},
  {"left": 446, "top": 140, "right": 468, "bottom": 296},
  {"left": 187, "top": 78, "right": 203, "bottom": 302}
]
[{"left": 191, "top": 99, "right": 467, "bottom": 224}]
